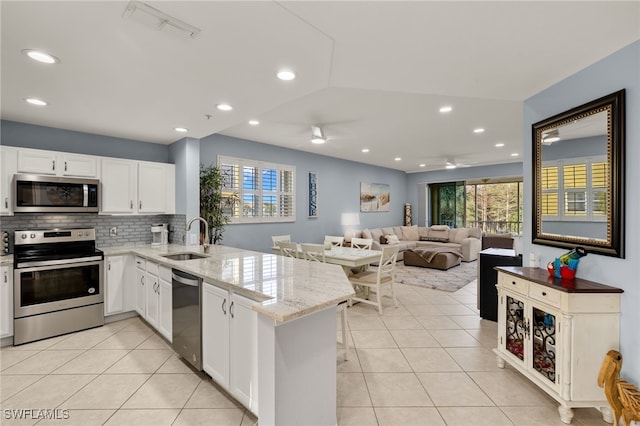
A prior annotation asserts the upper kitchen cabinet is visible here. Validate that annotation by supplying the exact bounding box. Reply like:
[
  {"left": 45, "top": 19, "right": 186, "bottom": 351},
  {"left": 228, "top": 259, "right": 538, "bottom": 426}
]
[
  {"left": 101, "top": 158, "right": 175, "bottom": 215},
  {"left": 0, "top": 146, "right": 17, "bottom": 215},
  {"left": 17, "top": 148, "right": 97, "bottom": 177}
]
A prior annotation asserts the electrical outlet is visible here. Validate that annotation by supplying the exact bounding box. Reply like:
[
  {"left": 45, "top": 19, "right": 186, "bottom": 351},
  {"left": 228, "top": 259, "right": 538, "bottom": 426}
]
[
  {"left": 190, "top": 234, "right": 197, "bottom": 244},
  {"left": 529, "top": 252, "right": 539, "bottom": 267},
  {"left": 109, "top": 227, "right": 117, "bottom": 237}
]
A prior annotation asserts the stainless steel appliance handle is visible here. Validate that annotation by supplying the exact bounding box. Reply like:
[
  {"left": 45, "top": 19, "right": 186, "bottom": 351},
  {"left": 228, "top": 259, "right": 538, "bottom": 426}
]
[
  {"left": 172, "top": 272, "right": 199, "bottom": 287},
  {"left": 83, "top": 184, "right": 88, "bottom": 207},
  {"left": 17, "top": 255, "right": 104, "bottom": 269},
  {"left": 15, "top": 259, "right": 104, "bottom": 273}
]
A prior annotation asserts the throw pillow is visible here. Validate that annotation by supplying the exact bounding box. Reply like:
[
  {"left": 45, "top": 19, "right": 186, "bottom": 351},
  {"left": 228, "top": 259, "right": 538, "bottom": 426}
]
[
  {"left": 385, "top": 234, "right": 400, "bottom": 244},
  {"left": 369, "top": 228, "right": 383, "bottom": 244},
  {"left": 382, "top": 227, "right": 395, "bottom": 236},
  {"left": 379, "top": 235, "right": 388, "bottom": 244},
  {"left": 418, "top": 227, "right": 429, "bottom": 238},
  {"left": 401, "top": 225, "right": 420, "bottom": 241},
  {"left": 393, "top": 226, "right": 404, "bottom": 237},
  {"left": 361, "top": 228, "right": 372, "bottom": 240},
  {"left": 430, "top": 225, "right": 450, "bottom": 231},
  {"left": 428, "top": 227, "right": 450, "bottom": 241}
]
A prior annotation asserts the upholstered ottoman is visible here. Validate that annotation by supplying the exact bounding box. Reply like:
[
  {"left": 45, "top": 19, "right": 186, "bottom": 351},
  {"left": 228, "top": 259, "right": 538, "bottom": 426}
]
[{"left": 403, "top": 248, "right": 462, "bottom": 270}]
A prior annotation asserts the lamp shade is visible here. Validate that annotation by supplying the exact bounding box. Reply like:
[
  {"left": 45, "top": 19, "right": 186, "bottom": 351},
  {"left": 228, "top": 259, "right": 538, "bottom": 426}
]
[{"left": 341, "top": 213, "right": 360, "bottom": 227}]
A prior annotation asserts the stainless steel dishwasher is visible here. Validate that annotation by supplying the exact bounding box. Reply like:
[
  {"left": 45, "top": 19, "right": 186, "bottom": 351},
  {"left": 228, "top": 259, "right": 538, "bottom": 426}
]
[{"left": 171, "top": 269, "right": 202, "bottom": 370}]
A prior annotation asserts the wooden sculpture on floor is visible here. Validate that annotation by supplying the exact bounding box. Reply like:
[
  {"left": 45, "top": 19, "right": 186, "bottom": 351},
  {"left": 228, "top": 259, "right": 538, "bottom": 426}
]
[{"left": 598, "top": 350, "right": 640, "bottom": 426}]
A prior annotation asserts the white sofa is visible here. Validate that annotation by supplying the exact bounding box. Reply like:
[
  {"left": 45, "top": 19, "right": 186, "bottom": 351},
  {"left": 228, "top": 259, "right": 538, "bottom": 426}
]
[{"left": 351, "top": 225, "right": 482, "bottom": 262}]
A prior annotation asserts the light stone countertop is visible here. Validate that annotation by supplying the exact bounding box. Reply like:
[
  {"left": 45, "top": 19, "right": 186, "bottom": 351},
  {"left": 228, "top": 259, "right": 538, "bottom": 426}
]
[
  {"left": 100, "top": 243, "right": 355, "bottom": 324},
  {"left": 0, "top": 255, "right": 12, "bottom": 266}
]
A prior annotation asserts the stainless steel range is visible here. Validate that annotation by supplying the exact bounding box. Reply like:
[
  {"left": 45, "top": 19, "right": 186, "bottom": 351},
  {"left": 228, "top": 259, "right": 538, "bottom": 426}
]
[{"left": 13, "top": 228, "right": 104, "bottom": 345}]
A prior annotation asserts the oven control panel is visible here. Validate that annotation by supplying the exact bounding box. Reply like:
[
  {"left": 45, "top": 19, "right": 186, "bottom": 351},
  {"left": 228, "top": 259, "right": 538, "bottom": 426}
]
[
  {"left": 1, "top": 231, "right": 8, "bottom": 254},
  {"left": 14, "top": 228, "right": 96, "bottom": 245}
]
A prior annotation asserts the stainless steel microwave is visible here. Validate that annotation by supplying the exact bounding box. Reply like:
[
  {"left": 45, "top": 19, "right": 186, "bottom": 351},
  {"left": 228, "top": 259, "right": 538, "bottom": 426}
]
[{"left": 13, "top": 174, "right": 100, "bottom": 213}]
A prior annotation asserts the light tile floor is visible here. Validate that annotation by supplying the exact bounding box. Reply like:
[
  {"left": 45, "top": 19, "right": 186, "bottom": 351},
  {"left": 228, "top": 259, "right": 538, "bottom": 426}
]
[{"left": 0, "top": 280, "right": 611, "bottom": 426}]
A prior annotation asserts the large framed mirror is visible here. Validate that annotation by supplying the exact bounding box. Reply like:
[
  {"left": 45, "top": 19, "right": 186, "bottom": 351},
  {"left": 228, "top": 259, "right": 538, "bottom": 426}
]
[{"left": 532, "top": 89, "right": 625, "bottom": 258}]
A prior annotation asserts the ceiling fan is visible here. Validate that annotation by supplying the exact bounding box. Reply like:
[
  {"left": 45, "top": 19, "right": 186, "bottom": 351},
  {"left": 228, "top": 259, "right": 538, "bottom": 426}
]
[
  {"left": 444, "top": 156, "right": 474, "bottom": 169},
  {"left": 310, "top": 126, "right": 326, "bottom": 144}
]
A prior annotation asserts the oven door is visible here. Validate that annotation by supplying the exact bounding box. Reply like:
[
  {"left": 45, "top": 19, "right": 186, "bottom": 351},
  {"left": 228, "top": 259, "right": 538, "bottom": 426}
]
[{"left": 14, "top": 259, "right": 104, "bottom": 318}]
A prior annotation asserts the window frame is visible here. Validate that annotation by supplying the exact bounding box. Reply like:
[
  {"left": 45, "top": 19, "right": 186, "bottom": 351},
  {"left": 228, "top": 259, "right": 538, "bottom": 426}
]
[{"left": 218, "top": 155, "right": 296, "bottom": 224}]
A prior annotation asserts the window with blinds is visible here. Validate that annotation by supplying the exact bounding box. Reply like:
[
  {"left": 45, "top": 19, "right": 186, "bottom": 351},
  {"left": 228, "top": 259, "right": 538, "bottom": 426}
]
[
  {"left": 541, "top": 157, "right": 607, "bottom": 221},
  {"left": 218, "top": 156, "right": 295, "bottom": 223}
]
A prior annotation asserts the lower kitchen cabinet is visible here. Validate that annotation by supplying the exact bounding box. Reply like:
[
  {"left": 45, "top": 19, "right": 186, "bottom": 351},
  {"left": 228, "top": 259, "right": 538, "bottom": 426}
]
[
  {"left": 1, "top": 265, "right": 13, "bottom": 338},
  {"left": 157, "top": 266, "right": 172, "bottom": 341},
  {"left": 105, "top": 255, "right": 127, "bottom": 315},
  {"left": 134, "top": 257, "right": 146, "bottom": 317},
  {"left": 145, "top": 261, "right": 159, "bottom": 330},
  {"left": 495, "top": 267, "right": 622, "bottom": 424},
  {"left": 203, "top": 281, "right": 258, "bottom": 415}
]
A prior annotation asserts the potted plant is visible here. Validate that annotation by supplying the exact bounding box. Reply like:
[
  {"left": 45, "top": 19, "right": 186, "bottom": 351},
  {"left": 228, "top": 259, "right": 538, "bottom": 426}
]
[{"left": 200, "top": 164, "right": 237, "bottom": 245}]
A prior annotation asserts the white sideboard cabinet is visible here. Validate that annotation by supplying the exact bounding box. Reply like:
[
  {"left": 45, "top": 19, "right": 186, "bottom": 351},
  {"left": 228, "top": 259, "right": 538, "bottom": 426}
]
[{"left": 495, "top": 267, "right": 623, "bottom": 424}]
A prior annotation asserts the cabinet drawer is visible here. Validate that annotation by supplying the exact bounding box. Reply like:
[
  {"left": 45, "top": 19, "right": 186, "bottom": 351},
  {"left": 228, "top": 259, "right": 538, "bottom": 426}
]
[
  {"left": 498, "top": 273, "right": 528, "bottom": 295},
  {"left": 135, "top": 256, "right": 146, "bottom": 269},
  {"left": 159, "top": 265, "right": 171, "bottom": 282},
  {"left": 146, "top": 261, "right": 159, "bottom": 276},
  {"left": 528, "top": 285, "right": 561, "bottom": 308}
]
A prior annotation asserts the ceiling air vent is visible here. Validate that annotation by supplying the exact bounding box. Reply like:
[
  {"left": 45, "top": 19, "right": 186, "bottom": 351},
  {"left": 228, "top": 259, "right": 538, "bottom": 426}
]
[{"left": 122, "top": 1, "right": 201, "bottom": 39}]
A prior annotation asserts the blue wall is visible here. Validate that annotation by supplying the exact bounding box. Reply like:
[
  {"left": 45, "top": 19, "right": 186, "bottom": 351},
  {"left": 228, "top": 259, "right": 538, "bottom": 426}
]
[
  {"left": 1, "top": 120, "right": 170, "bottom": 163},
  {"left": 199, "top": 134, "right": 407, "bottom": 253},
  {"left": 523, "top": 41, "right": 640, "bottom": 382}
]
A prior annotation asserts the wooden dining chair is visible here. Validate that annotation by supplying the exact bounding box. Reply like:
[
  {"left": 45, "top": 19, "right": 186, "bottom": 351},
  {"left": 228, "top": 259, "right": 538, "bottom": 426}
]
[
  {"left": 271, "top": 234, "right": 291, "bottom": 248},
  {"left": 300, "top": 243, "right": 326, "bottom": 262},
  {"left": 349, "top": 245, "right": 399, "bottom": 314},
  {"left": 301, "top": 242, "right": 349, "bottom": 360},
  {"left": 351, "top": 237, "right": 373, "bottom": 250},
  {"left": 324, "top": 235, "right": 344, "bottom": 247},
  {"left": 276, "top": 241, "right": 299, "bottom": 259}
]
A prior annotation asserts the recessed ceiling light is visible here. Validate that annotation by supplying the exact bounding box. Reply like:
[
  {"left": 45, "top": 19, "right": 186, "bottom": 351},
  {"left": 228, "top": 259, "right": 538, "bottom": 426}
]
[
  {"left": 22, "top": 49, "right": 59, "bottom": 64},
  {"left": 473, "top": 128, "right": 485, "bottom": 134},
  {"left": 439, "top": 106, "right": 452, "bottom": 113},
  {"left": 277, "top": 70, "right": 296, "bottom": 81},
  {"left": 446, "top": 164, "right": 457, "bottom": 169},
  {"left": 174, "top": 127, "right": 188, "bottom": 132},
  {"left": 419, "top": 163, "right": 426, "bottom": 167},
  {"left": 362, "top": 148, "right": 370, "bottom": 153},
  {"left": 24, "top": 98, "right": 47, "bottom": 106},
  {"left": 217, "top": 103, "right": 233, "bottom": 111},
  {"left": 495, "top": 143, "right": 505, "bottom": 148},
  {"left": 311, "top": 137, "right": 326, "bottom": 144},
  {"left": 394, "top": 157, "right": 402, "bottom": 161},
  {"left": 248, "top": 120, "right": 259, "bottom": 126},
  {"left": 511, "top": 153, "right": 519, "bottom": 157}
]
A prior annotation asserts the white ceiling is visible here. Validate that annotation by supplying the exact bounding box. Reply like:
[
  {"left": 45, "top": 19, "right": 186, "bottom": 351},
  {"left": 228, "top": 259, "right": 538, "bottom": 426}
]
[{"left": 2, "top": 1, "right": 639, "bottom": 173}]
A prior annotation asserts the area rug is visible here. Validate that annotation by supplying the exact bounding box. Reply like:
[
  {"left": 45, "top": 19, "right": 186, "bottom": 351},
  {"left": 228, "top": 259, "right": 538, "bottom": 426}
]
[{"left": 392, "top": 260, "right": 477, "bottom": 293}]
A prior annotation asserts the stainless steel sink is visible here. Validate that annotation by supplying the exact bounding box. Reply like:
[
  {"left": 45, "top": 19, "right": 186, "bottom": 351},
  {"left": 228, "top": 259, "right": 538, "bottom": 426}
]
[{"left": 161, "top": 252, "right": 209, "bottom": 261}]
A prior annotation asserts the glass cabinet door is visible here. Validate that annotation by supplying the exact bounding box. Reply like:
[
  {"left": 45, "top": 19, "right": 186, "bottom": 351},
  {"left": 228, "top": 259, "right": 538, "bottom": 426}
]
[
  {"left": 531, "top": 307, "right": 557, "bottom": 384},
  {"left": 505, "top": 295, "right": 525, "bottom": 361}
]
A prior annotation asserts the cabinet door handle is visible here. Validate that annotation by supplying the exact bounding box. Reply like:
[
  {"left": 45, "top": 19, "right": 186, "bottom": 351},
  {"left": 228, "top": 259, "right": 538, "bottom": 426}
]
[
  {"left": 64, "top": 161, "right": 68, "bottom": 172},
  {"left": 230, "top": 301, "right": 235, "bottom": 318},
  {"left": 4, "top": 272, "right": 7, "bottom": 283},
  {"left": 222, "top": 298, "right": 227, "bottom": 315},
  {"left": 542, "top": 291, "right": 547, "bottom": 296},
  {"left": 4, "top": 197, "right": 8, "bottom": 208},
  {"left": 52, "top": 160, "right": 56, "bottom": 171},
  {"left": 130, "top": 200, "right": 134, "bottom": 210},
  {"left": 512, "top": 281, "right": 516, "bottom": 285},
  {"left": 108, "top": 261, "right": 111, "bottom": 271},
  {"left": 139, "top": 201, "right": 142, "bottom": 210},
  {"left": 141, "top": 275, "right": 144, "bottom": 285}
]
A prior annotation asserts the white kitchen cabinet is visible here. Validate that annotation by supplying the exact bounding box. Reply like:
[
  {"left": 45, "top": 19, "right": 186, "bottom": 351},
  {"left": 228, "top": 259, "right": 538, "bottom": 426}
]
[
  {"left": 134, "top": 257, "right": 146, "bottom": 317},
  {"left": 101, "top": 158, "right": 174, "bottom": 215},
  {"left": 101, "top": 158, "right": 137, "bottom": 214},
  {"left": 203, "top": 282, "right": 230, "bottom": 386},
  {"left": 144, "top": 260, "right": 160, "bottom": 329},
  {"left": 0, "top": 265, "right": 13, "bottom": 338},
  {"left": 17, "top": 149, "right": 97, "bottom": 177},
  {"left": 158, "top": 266, "right": 172, "bottom": 342},
  {"left": 495, "top": 267, "right": 622, "bottom": 424},
  {"left": 138, "top": 162, "right": 166, "bottom": 214},
  {"left": 0, "top": 146, "right": 17, "bottom": 215},
  {"left": 203, "top": 281, "right": 258, "bottom": 414},
  {"left": 105, "top": 255, "right": 125, "bottom": 315},
  {"left": 229, "top": 292, "right": 258, "bottom": 414}
]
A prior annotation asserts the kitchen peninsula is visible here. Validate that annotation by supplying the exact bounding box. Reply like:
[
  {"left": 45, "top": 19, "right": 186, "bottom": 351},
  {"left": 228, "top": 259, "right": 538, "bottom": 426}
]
[{"left": 101, "top": 243, "right": 354, "bottom": 426}]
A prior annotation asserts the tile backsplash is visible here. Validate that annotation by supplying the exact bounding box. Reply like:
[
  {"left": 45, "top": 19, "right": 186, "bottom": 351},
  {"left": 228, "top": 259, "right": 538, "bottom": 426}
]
[{"left": 0, "top": 213, "right": 186, "bottom": 250}]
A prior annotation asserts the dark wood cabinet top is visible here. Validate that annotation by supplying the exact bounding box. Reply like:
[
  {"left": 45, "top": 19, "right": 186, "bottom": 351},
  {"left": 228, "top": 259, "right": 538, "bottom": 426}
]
[{"left": 495, "top": 266, "right": 623, "bottom": 294}]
